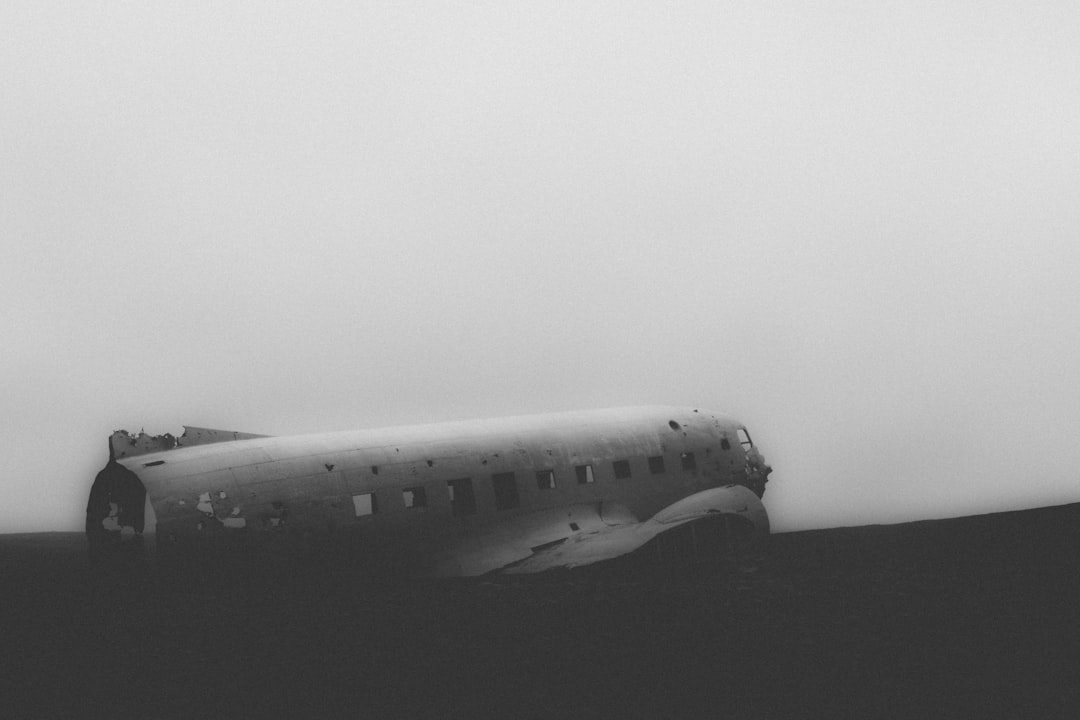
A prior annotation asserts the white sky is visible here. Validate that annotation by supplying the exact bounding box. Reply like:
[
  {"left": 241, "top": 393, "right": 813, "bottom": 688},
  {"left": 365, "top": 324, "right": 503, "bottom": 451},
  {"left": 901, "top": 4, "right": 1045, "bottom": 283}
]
[{"left": 3, "top": 2, "right": 1079, "bottom": 534}]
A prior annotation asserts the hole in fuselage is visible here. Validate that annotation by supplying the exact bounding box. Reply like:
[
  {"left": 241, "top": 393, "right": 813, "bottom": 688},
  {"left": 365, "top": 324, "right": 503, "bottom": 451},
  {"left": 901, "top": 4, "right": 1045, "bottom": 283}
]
[{"left": 86, "top": 460, "right": 149, "bottom": 561}]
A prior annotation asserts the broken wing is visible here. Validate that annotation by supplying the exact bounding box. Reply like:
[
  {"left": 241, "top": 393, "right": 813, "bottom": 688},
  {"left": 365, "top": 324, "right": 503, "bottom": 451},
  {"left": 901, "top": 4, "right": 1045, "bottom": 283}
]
[{"left": 437, "top": 485, "right": 768, "bottom": 576}]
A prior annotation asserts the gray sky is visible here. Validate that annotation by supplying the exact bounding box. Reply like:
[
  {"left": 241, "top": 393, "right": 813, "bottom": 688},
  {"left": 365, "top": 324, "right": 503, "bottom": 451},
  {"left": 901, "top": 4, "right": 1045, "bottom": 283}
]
[{"left": 3, "top": 2, "right": 1079, "bottom": 534}]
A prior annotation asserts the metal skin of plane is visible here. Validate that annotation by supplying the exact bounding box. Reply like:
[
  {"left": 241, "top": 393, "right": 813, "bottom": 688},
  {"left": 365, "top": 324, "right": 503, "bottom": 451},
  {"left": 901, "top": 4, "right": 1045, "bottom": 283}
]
[{"left": 86, "top": 406, "right": 773, "bottom": 576}]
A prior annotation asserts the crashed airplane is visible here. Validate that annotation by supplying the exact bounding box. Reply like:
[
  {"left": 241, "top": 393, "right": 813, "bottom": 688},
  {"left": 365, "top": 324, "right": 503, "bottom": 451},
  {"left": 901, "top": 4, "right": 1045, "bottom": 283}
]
[{"left": 86, "top": 407, "right": 773, "bottom": 575}]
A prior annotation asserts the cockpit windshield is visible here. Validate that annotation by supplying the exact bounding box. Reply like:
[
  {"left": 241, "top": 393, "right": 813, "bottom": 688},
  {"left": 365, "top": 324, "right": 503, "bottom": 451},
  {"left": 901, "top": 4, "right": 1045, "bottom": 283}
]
[{"left": 737, "top": 427, "right": 753, "bottom": 450}]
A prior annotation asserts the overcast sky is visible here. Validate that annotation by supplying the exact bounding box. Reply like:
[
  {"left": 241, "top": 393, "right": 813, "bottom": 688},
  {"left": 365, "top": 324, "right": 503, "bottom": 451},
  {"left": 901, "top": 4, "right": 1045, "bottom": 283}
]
[{"left": 3, "top": 2, "right": 1079, "bottom": 534}]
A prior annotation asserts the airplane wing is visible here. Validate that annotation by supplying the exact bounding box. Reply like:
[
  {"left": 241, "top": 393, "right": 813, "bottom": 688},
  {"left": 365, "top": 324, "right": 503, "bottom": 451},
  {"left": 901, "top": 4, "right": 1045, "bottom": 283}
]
[{"left": 436, "top": 485, "right": 768, "bottom": 576}]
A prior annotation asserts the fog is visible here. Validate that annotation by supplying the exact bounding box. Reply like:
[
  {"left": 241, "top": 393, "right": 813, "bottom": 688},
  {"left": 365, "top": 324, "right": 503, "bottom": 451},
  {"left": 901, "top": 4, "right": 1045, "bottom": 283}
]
[{"left": 3, "top": 2, "right": 1079, "bottom": 534}]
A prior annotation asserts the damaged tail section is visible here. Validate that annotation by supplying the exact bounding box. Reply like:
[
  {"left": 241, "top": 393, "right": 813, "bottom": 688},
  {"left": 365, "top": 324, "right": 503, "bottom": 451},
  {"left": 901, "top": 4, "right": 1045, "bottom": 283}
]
[
  {"left": 85, "top": 446, "right": 147, "bottom": 560},
  {"left": 87, "top": 426, "right": 270, "bottom": 560}
]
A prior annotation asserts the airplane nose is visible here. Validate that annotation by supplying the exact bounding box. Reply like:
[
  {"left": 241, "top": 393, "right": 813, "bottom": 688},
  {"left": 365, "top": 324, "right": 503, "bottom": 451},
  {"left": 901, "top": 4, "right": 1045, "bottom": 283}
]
[{"left": 745, "top": 448, "right": 772, "bottom": 499}]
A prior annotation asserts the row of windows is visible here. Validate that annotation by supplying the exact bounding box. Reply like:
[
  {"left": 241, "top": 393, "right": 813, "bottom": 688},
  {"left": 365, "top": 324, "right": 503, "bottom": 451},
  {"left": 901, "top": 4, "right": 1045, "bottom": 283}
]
[
  {"left": 351, "top": 452, "right": 701, "bottom": 518},
  {"left": 363, "top": 446, "right": 723, "bottom": 478}
]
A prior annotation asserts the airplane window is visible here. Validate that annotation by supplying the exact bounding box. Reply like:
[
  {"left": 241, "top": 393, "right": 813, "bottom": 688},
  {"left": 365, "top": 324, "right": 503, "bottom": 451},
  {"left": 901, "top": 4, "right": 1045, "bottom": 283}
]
[
  {"left": 648, "top": 456, "right": 665, "bottom": 474},
  {"left": 447, "top": 478, "right": 476, "bottom": 516},
  {"left": 681, "top": 452, "right": 697, "bottom": 471},
  {"left": 352, "top": 492, "right": 377, "bottom": 517},
  {"left": 738, "top": 428, "right": 753, "bottom": 449},
  {"left": 613, "top": 459, "right": 632, "bottom": 479},
  {"left": 575, "top": 464, "right": 594, "bottom": 484},
  {"left": 721, "top": 439, "right": 731, "bottom": 451},
  {"left": 402, "top": 487, "right": 426, "bottom": 509},
  {"left": 492, "top": 472, "right": 519, "bottom": 510},
  {"left": 536, "top": 470, "right": 556, "bottom": 490}
]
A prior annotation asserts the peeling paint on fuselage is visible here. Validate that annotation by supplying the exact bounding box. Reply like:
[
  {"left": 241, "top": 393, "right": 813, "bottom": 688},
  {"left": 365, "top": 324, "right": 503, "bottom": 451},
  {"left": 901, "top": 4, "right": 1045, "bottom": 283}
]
[{"left": 196, "top": 493, "right": 214, "bottom": 517}]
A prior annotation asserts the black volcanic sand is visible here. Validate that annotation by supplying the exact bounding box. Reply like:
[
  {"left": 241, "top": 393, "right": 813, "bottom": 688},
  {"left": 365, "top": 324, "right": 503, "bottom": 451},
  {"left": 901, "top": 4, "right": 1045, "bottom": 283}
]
[{"left": 3, "top": 505, "right": 1080, "bottom": 719}]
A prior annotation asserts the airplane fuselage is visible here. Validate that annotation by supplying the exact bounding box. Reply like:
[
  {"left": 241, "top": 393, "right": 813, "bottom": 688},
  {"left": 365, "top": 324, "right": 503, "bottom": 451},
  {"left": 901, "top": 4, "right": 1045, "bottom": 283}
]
[{"left": 88, "top": 406, "right": 772, "bottom": 575}]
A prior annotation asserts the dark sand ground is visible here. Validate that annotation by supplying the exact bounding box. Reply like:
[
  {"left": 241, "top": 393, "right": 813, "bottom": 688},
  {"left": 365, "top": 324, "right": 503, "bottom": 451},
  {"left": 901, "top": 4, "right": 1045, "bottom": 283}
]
[{"left": 3, "top": 504, "right": 1079, "bottom": 719}]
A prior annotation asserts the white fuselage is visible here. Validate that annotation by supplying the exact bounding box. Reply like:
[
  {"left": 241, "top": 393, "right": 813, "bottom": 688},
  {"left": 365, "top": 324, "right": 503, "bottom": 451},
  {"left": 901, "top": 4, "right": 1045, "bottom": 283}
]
[{"left": 101, "top": 406, "right": 770, "bottom": 575}]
